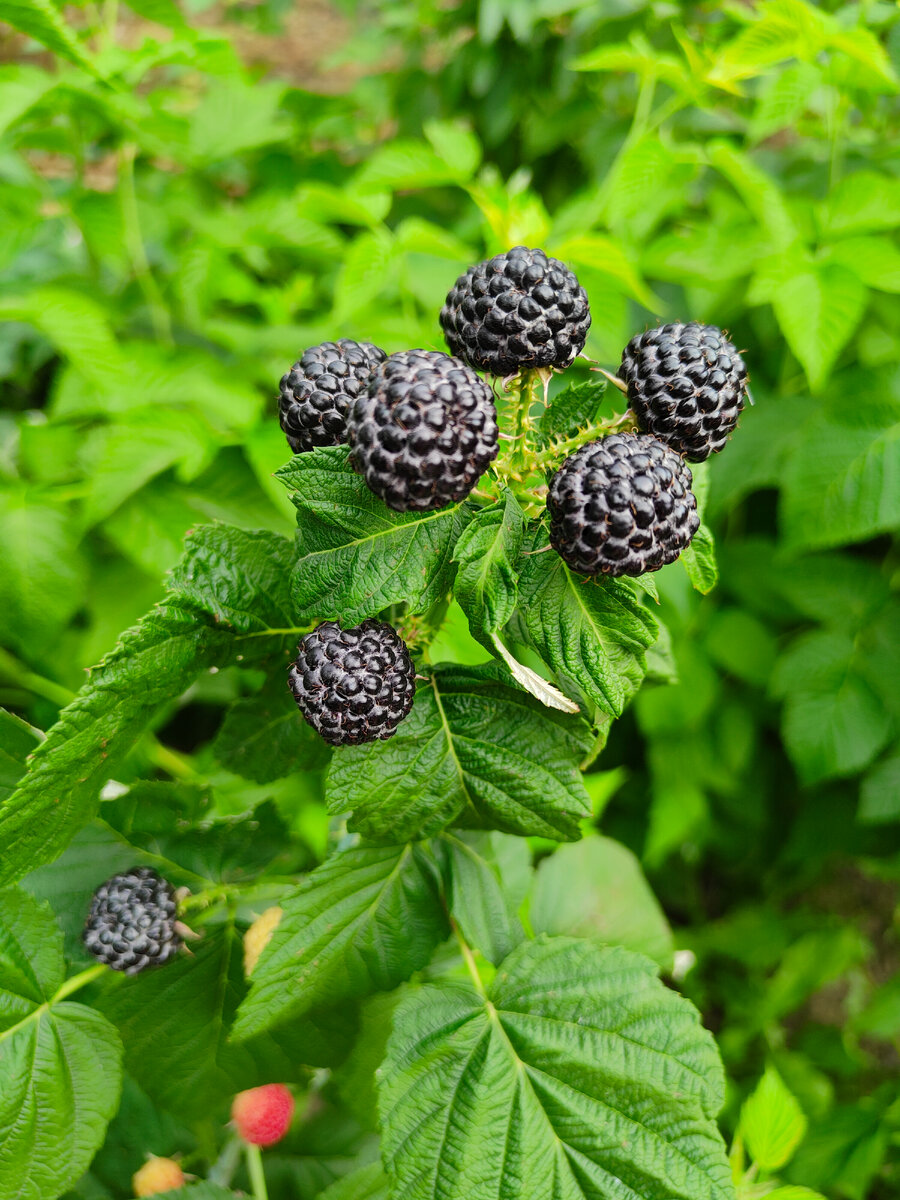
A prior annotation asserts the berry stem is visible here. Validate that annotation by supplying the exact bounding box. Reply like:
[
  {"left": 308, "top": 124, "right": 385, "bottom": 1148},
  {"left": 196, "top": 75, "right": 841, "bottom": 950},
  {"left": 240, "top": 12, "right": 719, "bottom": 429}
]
[
  {"left": 450, "top": 916, "right": 488, "bottom": 1000},
  {"left": 245, "top": 1143, "right": 269, "bottom": 1200},
  {"left": 53, "top": 962, "right": 108, "bottom": 1002}
]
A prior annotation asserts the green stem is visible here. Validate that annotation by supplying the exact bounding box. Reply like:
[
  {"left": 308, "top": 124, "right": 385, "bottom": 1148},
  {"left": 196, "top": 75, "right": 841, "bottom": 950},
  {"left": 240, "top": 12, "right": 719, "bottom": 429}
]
[
  {"left": 451, "top": 917, "right": 487, "bottom": 1000},
  {"left": 119, "top": 144, "right": 172, "bottom": 344},
  {"left": 0, "top": 648, "right": 73, "bottom": 708},
  {"left": 245, "top": 1144, "right": 269, "bottom": 1200}
]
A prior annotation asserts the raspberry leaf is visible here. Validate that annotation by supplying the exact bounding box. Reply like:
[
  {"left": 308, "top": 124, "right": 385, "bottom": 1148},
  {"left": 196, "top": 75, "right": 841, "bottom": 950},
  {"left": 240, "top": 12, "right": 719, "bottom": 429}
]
[
  {"left": 326, "top": 664, "right": 592, "bottom": 843},
  {"left": 0, "top": 526, "right": 299, "bottom": 886},
  {"left": 213, "top": 677, "right": 330, "bottom": 783},
  {"left": 681, "top": 524, "right": 718, "bottom": 594},
  {"left": 232, "top": 843, "right": 448, "bottom": 1041},
  {"left": 277, "top": 446, "right": 471, "bottom": 623},
  {"left": 437, "top": 830, "right": 530, "bottom": 966},
  {"left": 319, "top": 1163, "right": 392, "bottom": 1200},
  {"left": 0, "top": 888, "right": 123, "bottom": 1200},
  {"left": 0, "top": 709, "right": 39, "bottom": 802},
  {"left": 535, "top": 378, "right": 607, "bottom": 448},
  {"left": 380, "top": 936, "right": 732, "bottom": 1200},
  {"left": 453, "top": 490, "right": 525, "bottom": 646},
  {"left": 96, "top": 924, "right": 351, "bottom": 1119},
  {"left": 510, "top": 528, "right": 658, "bottom": 717}
]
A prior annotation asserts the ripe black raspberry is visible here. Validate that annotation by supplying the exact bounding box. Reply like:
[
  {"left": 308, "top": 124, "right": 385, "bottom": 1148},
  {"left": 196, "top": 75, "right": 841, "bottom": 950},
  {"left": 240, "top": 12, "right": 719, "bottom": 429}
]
[
  {"left": 83, "top": 868, "right": 180, "bottom": 974},
  {"left": 547, "top": 432, "right": 699, "bottom": 578},
  {"left": 279, "top": 339, "right": 387, "bottom": 454},
  {"left": 618, "top": 323, "right": 748, "bottom": 462},
  {"left": 347, "top": 349, "right": 498, "bottom": 512},
  {"left": 288, "top": 619, "right": 416, "bottom": 746},
  {"left": 440, "top": 246, "right": 590, "bottom": 377}
]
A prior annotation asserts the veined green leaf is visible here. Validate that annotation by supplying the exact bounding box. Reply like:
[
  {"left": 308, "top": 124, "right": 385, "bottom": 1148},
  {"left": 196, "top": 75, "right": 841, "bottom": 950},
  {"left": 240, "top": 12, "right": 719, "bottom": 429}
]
[
  {"left": 510, "top": 529, "right": 658, "bottom": 717},
  {"left": 453, "top": 490, "right": 525, "bottom": 645},
  {"left": 0, "top": 0, "right": 101, "bottom": 76},
  {"left": 213, "top": 678, "right": 329, "bottom": 783},
  {"left": 681, "top": 524, "right": 718, "bottom": 594},
  {"left": 278, "top": 447, "right": 470, "bottom": 624},
  {"left": 232, "top": 843, "right": 448, "bottom": 1041},
  {"left": 438, "top": 830, "right": 530, "bottom": 966},
  {"left": 0, "top": 889, "right": 122, "bottom": 1200},
  {"left": 380, "top": 936, "right": 732, "bottom": 1200},
  {"left": 0, "top": 527, "right": 299, "bottom": 885},
  {"left": 535, "top": 379, "right": 607, "bottom": 449},
  {"left": 326, "top": 663, "right": 592, "bottom": 843},
  {"left": 740, "top": 1064, "right": 807, "bottom": 1172},
  {"left": 319, "top": 1163, "right": 392, "bottom": 1200}
]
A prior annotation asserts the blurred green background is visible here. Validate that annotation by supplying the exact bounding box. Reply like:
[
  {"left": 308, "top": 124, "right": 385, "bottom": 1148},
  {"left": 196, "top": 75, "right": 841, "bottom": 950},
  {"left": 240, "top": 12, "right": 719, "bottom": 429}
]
[{"left": 1, "top": 0, "right": 900, "bottom": 1194}]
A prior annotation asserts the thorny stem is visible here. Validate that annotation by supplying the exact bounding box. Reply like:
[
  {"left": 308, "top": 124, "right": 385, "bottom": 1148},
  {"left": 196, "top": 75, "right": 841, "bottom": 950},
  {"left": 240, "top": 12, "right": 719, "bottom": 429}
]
[{"left": 245, "top": 1143, "right": 269, "bottom": 1200}]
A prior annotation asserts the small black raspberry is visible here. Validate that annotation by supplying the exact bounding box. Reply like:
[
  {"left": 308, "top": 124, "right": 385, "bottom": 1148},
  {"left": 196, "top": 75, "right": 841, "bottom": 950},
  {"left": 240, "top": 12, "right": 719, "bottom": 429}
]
[
  {"left": 288, "top": 619, "right": 416, "bottom": 746},
  {"left": 347, "top": 349, "right": 498, "bottom": 512},
  {"left": 618, "top": 323, "right": 748, "bottom": 461},
  {"left": 440, "top": 246, "right": 590, "bottom": 376},
  {"left": 83, "top": 867, "right": 180, "bottom": 974},
  {"left": 547, "top": 432, "right": 699, "bottom": 578},
  {"left": 279, "top": 339, "right": 387, "bottom": 454}
]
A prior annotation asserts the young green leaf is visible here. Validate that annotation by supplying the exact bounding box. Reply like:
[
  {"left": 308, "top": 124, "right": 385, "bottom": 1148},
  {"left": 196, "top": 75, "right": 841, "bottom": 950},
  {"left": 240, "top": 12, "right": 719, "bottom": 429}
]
[
  {"left": 681, "top": 523, "right": 718, "bottom": 593},
  {"left": 96, "top": 924, "right": 351, "bottom": 1119},
  {"left": 278, "top": 447, "right": 470, "bottom": 623},
  {"left": 380, "top": 936, "right": 732, "bottom": 1200},
  {"left": 535, "top": 379, "right": 607, "bottom": 448},
  {"left": 0, "top": 888, "right": 123, "bottom": 1200},
  {"left": 319, "top": 1163, "right": 392, "bottom": 1200},
  {"left": 437, "top": 830, "right": 531, "bottom": 966},
  {"left": 740, "top": 1064, "right": 808, "bottom": 1172},
  {"left": 232, "top": 844, "right": 448, "bottom": 1041},
  {"left": 453, "top": 490, "right": 525, "bottom": 645},
  {"left": 530, "top": 836, "right": 674, "bottom": 970},
  {"left": 510, "top": 529, "right": 658, "bottom": 717},
  {"left": 213, "top": 678, "right": 330, "bottom": 783},
  {"left": 0, "top": 527, "right": 299, "bottom": 886},
  {"left": 326, "top": 664, "right": 592, "bottom": 843}
]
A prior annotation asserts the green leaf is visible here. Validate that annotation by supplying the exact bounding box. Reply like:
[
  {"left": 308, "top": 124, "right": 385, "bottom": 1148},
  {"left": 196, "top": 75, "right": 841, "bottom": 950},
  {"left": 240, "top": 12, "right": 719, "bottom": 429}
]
[
  {"left": 859, "top": 754, "right": 900, "bottom": 824},
  {"left": 531, "top": 836, "right": 674, "bottom": 970},
  {"left": 740, "top": 1065, "right": 807, "bottom": 1172},
  {"left": 278, "top": 447, "right": 470, "bottom": 624},
  {"left": 0, "top": 889, "right": 123, "bottom": 1200},
  {"left": 536, "top": 379, "right": 607, "bottom": 448},
  {"left": 820, "top": 171, "right": 900, "bottom": 237},
  {"left": 213, "top": 679, "right": 329, "bottom": 783},
  {"left": 510, "top": 528, "right": 658, "bottom": 717},
  {"left": 773, "top": 631, "right": 892, "bottom": 783},
  {"left": 780, "top": 399, "right": 900, "bottom": 549},
  {"left": 438, "top": 830, "right": 530, "bottom": 966},
  {"left": 681, "top": 523, "right": 718, "bottom": 594},
  {"left": 0, "top": 710, "right": 39, "bottom": 803},
  {"left": 453, "top": 490, "right": 525, "bottom": 645},
  {"left": 0, "top": 527, "right": 298, "bottom": 885},
  {"left": 232, "top": 844, "right": 448, "bottom": 1041},
  {"left": 552, "top": 234, "right": 663, "bottom": 310},
  {"left": 333, "top": 229, "right": 395, "bottom": 321},
  {"left": 96, "top": 925, "right": 351, "bottom": 1119},
  {"left": 353, "top": 139, "right": 467, "bottom": 193},
  {"left": 326, "top": 664, "right": 592, "bottom": 843},
  {"left": 0, "top": 0, "right": 101, "bottom": 76},
  {"left": 827, "top": 236, "right": 900, "bottom": 293},
  {"left": 380, "top": 936, "right": 732, "bottom": 1200},
  {"left": 424, "top": 119, "right": 481, "bottom": 177},
  {"left": 0, "top": 287, "right": 124, "bottom": 391},
  {"left": 771, "top": 261, "right": 867, "bottom": 390},
  {"left": 319, "top": 1163, "right": 392, "bottom": 1200}
]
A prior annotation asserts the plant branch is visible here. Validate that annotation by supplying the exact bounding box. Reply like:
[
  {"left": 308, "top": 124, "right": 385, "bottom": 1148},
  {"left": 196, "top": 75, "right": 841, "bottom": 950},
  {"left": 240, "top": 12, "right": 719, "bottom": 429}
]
[{"left": 245, "top": 1143, "right": 268, "bottom": 1200}]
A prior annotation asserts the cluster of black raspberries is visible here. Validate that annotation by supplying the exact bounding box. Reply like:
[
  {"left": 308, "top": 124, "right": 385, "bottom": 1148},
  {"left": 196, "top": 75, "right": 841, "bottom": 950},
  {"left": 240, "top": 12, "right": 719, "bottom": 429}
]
[{"left": 82, "top": 248, "right": 747, "bottom": 975}]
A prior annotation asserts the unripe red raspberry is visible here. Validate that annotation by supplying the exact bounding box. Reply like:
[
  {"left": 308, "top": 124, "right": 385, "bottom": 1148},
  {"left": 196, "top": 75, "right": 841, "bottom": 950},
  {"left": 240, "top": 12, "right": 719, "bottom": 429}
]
[
  {"left": 231, "top": 1084, "right": 295, "bottom": 1147},
  {"left": 133, "top": 1156, "right": 184, "bottom": 1196}
]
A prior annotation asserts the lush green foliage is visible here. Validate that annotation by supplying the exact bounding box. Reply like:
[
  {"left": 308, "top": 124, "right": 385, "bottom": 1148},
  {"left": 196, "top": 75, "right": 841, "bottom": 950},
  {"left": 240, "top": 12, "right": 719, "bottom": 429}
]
[{"left": 1, "top": 0, "right": 899, "bottom": 1197}]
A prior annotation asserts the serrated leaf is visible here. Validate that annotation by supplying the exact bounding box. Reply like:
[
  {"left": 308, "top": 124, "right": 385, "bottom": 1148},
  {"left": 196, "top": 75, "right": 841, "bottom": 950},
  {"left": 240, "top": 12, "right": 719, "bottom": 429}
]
[
  {"left": 0, "top": 710, "right": 39, "bottom": 804},
  {"left": 531, "top": 836, "right": 674, "bottom": 970},
  {"left": 681, "top": 523, "right": 718, "bottom": 593},
  {"left": 772, "top": 262, "right": 867, "bottom": 390},
  {"left": 0, "top": 889, "right": 123, "bottom": 1200},
  {"left": 0, "top": 527, "right": 299, "bottom": 886},
  {"left": 510, "top": 528, "right": 657, "bottom": 717},
  {"left": 333, "top": 229, "right": 395, "bottom": 321},
  {"left": 96, "top": 924, "right": 351, "bottom": 1118},
  {"left": 277, "top": 447, "right": 469, "bottom": 624},
  {"left": 319, "top": 1162, "right": 392, "bottom": 1200},
  {"left": 353, "top": 140, "right": 466, "bottom": 193},
  {"left": 213, "top": 679, "right": 329, "bottom": 783},
  {"left": 536, "top": 379, "right": 607, "bottom": 449},
  {"left": 0, "top": 0, "right": 101, "bottom": 77},
  {"left": 453, "top": 490, "right": 525, "bottom": 645},
  {"left": 740, "top": 1065, "right": 807, "bottom": 1172},
  {"left": 438, "top": 830, "right": 530, "bottom": 966},
  {"left": 232, "top": 844, "right": 448, "bottom": 1041},
  {"left": 380, "top": 936, "right": 732, "bottom": 1200},
  {"left": 326, "top": 664, "right": 592, "bottom": 843}
]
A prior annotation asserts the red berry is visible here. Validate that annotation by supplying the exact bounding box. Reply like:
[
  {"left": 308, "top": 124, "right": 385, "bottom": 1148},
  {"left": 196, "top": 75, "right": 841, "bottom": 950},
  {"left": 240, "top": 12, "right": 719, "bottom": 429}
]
[{"left": 231, "top": 1084, "right": 294, "bottom": 1147}]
